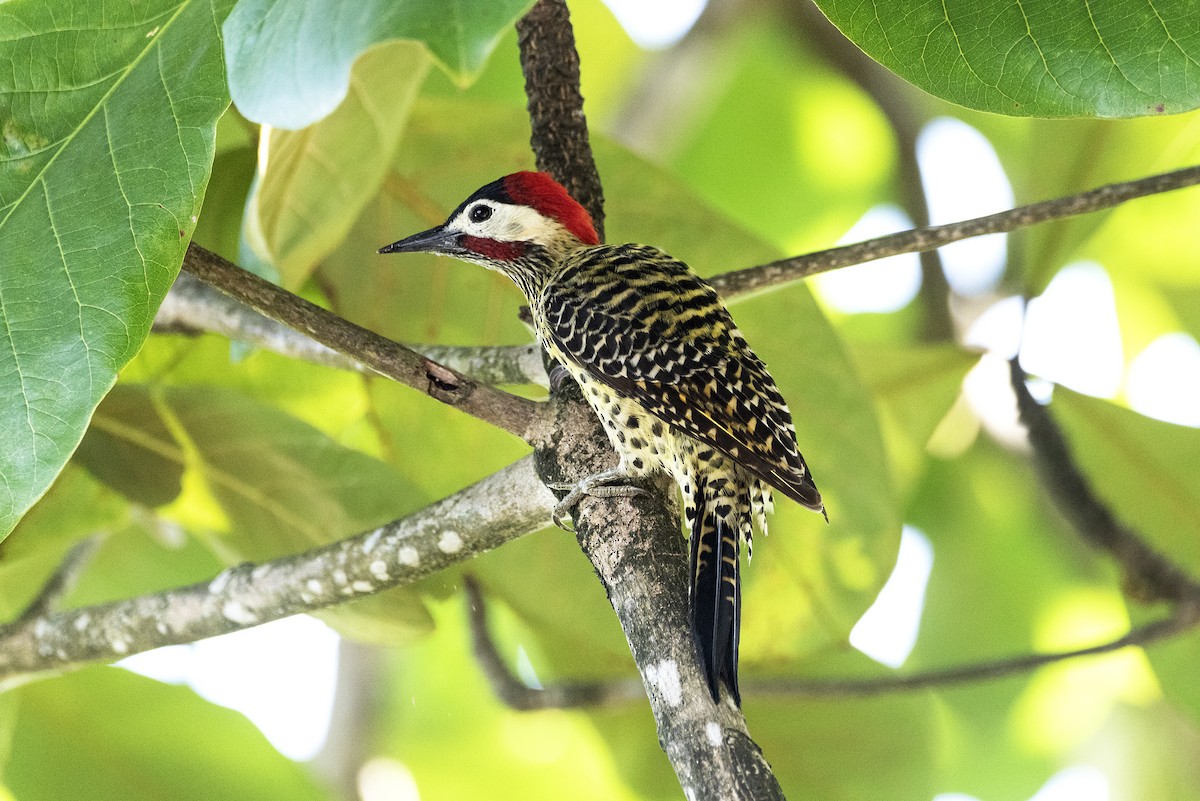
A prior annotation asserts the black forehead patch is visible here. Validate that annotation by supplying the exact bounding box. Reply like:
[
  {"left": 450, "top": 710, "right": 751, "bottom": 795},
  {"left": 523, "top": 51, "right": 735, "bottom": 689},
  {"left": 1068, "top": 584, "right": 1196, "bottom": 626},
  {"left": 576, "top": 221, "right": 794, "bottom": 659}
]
[{"left": 449, "top": 177, "right": 513, "bottom": 221}]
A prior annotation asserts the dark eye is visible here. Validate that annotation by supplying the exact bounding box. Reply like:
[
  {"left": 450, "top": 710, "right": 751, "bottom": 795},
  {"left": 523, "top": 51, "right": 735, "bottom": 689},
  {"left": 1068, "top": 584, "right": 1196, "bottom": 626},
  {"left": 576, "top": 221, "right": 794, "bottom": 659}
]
[{"left": 469, "top": 204, "right": 492, "bottom": 223}]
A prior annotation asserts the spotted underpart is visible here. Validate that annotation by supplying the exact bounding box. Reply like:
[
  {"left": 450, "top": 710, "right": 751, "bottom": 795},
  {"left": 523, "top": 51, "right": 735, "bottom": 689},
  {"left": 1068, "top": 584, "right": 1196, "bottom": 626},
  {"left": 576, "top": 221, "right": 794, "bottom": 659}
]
[{"left": 380, "top": 172, "right": 825, "bottom": 707}]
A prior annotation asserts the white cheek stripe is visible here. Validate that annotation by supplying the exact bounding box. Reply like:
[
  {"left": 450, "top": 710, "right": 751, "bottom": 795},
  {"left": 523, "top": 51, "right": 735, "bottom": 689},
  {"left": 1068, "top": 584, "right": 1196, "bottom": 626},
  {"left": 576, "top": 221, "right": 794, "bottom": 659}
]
[{"left": 451, "top": 202, "right": 566, "bottom": 248}]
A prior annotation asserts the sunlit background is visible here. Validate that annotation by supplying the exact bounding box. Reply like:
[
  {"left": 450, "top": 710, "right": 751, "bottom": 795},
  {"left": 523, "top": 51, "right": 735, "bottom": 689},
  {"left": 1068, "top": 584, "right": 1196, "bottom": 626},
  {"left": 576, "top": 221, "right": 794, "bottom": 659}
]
[{"left": 111, "top": 2, "right": 1200, "bottom": 800}]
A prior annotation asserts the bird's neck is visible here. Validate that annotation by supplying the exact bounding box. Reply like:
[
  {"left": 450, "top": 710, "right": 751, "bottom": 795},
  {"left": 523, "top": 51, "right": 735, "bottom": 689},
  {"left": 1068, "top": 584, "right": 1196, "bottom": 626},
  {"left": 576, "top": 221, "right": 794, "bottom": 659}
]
[{"left": 497, "top": 238, "right": 587, "bottom": 301}]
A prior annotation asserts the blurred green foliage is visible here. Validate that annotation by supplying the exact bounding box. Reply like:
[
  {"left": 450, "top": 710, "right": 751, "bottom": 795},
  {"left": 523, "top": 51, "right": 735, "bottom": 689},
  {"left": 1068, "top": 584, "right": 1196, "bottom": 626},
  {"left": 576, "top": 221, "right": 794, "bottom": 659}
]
[{"left": 2, "top": 0, "right": 1200, "bottom": 799}]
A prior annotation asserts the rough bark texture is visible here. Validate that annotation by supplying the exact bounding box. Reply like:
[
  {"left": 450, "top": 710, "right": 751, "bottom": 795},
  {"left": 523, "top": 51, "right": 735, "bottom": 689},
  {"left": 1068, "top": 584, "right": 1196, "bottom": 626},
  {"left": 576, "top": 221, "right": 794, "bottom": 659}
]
[
  {"left": 527, "top": 392, "right": 786, "bottom": 800},
  {"left": 517, "top": 0, "right": 606, "bottom": 240},
  {"left": 0, "top": 457, "right": 554, "bottom": 690}
]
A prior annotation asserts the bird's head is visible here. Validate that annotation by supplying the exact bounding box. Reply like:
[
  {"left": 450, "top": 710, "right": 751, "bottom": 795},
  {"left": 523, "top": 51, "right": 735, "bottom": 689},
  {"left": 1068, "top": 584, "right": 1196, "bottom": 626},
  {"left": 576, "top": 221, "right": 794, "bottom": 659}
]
[{"left": 379, "top": 172, "right": 599, "bottom": 274}]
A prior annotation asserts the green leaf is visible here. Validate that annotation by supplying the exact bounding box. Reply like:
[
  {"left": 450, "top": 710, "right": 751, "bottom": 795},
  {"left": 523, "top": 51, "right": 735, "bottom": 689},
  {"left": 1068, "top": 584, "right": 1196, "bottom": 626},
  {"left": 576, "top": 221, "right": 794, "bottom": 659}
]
[
  {"left": 907, "top": 440, "right": 1138, "bottom": 798},
  {"left": 1051, "top": 388, "right": 1200, "bottom": 574},
  {"left": 83, "top": 384, "right": 432, "bottom": 642},
  {"left": 0, "top": 466, "right": 130, "bottom": 620},
  {"left": 668, "top": 19, "right": 894, "bottom": 254},
  {"left": 0, "top": 0, "right": 233, "bottom": 541},
  {"left": 224, "top": 0, "right": 533, "bottom": 128},
  {"left": 6, "top": 668, "right": 328, "bottom": 801},
  {"left": 76, "top": 389, "right": 185, "bottom": 509},
  {"left": 244, "top": 41, "right": 431, "bottom": 287},
  {"left": 1046, "top": 389, "right": 1200, "bottom": 724},
  {"left": 813, "top": 0, "right": 1200, "bottom": 117},
  {"left": 851, "top": 343, "right": 978, "bottom": 496}
]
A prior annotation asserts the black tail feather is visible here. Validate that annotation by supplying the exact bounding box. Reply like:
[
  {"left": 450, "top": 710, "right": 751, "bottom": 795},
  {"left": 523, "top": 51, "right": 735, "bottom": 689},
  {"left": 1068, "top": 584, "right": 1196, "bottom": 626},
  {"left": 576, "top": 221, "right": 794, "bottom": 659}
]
[{"left": 689, "top": 476, "right": 742, "bottom": 705}]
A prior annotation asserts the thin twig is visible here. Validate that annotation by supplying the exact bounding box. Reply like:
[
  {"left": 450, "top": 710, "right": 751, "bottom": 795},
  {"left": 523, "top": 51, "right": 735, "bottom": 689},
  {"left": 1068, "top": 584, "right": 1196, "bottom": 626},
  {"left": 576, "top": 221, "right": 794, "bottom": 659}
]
[
  {"left": 1010, "top": 359, "right": 1200, "bottom": 603},
  {"left": 181, "top": 244, "right": 540, "bottom": 439},
  {"left": 15, "top": 536, "right": 103, "bottom": 625},
  {"left": 710, "top": 165, "right": 1200, "bottom": 299},
  {"left": 0, "top": 456, "right": 555, "bottom": 689},
  {"left": 785, "top": 0, "right": 954, "bottom": 340},
  {"left": 463, "top": 575, "right": 644, "bottom": 710},
  {"left": 455, "top": 603, "right": 1200, "bottom": 707},
  {"left": 755, "top": 606, "right": 1200, "bottom": 698}
]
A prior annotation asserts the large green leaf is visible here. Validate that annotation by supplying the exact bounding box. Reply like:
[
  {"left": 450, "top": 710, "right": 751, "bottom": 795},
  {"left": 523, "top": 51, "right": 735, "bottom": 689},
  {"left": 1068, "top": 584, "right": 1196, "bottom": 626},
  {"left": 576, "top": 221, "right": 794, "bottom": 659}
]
[
  {"left": 851, "top": 343, "right": 978, "bottom": 498},
  {"left": 5, "top": 668, "right": 328, "bottom": 801},
  {"left": 1052, "top": 388, "right": 1200, "bottom": 576},
  {"left": 814, "top": 0, "right": 1200, "bottom": 117},
  {"left": 244, "top": 41, "right": 430, "bottom": 288},
  {"left": 224, "top": 0, "right": 533, "bottom": 128},
  {"left": 0, "top": 0, "right": 233, "bottom": 541},
  {"left": 1048, "top": 389, "right": 1200, "bottom": 725},
  {"left": 907, "top": 441, "right": 1133, "bottom": 799}
]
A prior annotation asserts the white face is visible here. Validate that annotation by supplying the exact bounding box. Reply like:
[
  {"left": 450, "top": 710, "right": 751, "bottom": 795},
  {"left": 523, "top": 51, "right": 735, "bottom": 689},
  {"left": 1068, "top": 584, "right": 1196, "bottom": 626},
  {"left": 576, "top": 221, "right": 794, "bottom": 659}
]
[{"left": 446, "top": 200, "right": 565, "bottom": 247}]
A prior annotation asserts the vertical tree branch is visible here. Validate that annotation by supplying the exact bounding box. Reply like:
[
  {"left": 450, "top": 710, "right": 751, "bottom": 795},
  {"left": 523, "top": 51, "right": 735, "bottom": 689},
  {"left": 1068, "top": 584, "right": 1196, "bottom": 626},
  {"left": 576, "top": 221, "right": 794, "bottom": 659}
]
[
  {"left": 516, "top": 0, "right": 606, "bottom": 240},
  {"left": 516, "top": 3, "right": 785, "bottom": 797}
]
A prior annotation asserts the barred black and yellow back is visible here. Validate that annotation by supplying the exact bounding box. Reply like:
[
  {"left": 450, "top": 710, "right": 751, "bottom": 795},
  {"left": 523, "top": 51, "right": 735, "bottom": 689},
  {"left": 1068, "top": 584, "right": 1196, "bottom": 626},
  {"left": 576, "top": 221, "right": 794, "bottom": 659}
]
[{"left": 381, "top": 172, "right": 825, "bottom": 705}]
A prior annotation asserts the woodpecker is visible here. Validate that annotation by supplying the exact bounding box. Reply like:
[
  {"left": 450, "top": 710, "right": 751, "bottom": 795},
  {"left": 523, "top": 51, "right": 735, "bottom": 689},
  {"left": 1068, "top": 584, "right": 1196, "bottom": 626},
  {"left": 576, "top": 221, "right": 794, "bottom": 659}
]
[{"left": 380, "top": 172, "right": 824, "bottom": 704}]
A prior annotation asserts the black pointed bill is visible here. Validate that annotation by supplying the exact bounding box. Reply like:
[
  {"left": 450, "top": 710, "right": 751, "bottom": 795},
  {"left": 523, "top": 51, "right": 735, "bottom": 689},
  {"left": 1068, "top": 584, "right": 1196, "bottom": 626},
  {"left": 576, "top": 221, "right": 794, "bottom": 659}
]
[{"left": 378, "top": 225, "right": 461, "bottom": 256}]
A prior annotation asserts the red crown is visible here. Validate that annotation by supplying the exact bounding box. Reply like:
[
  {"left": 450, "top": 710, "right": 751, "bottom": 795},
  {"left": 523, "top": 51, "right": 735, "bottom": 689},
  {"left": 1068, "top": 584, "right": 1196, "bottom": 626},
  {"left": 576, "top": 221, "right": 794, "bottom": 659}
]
[{"left": 503, "top": 172, "right": 600, "bottom": 246}]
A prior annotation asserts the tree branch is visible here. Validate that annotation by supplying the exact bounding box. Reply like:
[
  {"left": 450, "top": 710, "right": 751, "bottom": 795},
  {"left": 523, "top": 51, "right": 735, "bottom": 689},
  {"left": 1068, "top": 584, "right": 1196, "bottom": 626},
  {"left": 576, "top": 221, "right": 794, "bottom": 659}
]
[
  {"left": 709, "top": 165, "right": 1200, "bottom": 299},
  {"left": 517, "top": 0, "right": 606, "bottom": 239},
  {"left": 753, "top": 605, "right": 1200, "bottom": 698},
  {"left": 0, "top": 456, "right": 555, "bottom": 690},
  {"left": 462, "top": 603, "right": 1200, "bottom": 706},
  {"left": 13, "top": 536, "right": 103, "bottom": 626},
  {"left": 784, "top": 0, "right": 954, "bottom": 340},
  {"left": 156, "top": 274, "right": 549, "bottom": 387},
  {"left": 180, "top": 244, "right": 541, "bottom": 438},
  {"left": 1010, "top": 359, "right": 1200, "bottom": 603},
  {"left": 463, "top": 575, "right": 644, "bottom": 709}
]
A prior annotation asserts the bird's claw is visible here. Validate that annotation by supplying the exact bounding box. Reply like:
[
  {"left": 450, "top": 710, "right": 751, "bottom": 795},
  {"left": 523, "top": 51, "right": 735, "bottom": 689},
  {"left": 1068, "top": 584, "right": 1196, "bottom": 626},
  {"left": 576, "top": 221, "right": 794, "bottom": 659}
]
[
  {"left": 548, "top": 363, "right": 573, "bottom": 394},
  {"left": 547, "top": 471, "right": 650, "bottom": 531}
]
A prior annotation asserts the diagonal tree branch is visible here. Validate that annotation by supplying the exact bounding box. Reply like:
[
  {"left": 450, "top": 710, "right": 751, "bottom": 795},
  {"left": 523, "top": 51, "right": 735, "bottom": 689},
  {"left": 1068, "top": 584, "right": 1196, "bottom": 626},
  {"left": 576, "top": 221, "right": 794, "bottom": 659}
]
[
  {"left": 0, "top": 456, "right": 554, "bottom": 690},
  {"left": 463, "top": 574, "right": 645, "bottom": 709},
  {"left": 709, "top": 165, "right": 1200, "bottom": 299},
  {"left": 1010, "top": 359, "right": 1200, "bottom": 603},
  {"left": 157, "top": 273, "right": 549, "bottom": 387},
  {"left": 181, "top": 244, "right": 541, "bottom": 439},
  {"left": 13, "top": 536, "right": 103, "bottom": 626}
]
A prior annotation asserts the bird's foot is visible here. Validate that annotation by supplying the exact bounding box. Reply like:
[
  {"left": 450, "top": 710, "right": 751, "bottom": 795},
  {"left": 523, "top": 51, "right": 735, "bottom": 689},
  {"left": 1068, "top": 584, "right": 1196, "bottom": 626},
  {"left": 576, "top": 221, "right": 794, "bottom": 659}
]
[
  {"left": 548, "top": 363, "right": 573, "bottom": 394},
  {"left": 547, "top": 467, "right": 651, "bottom": 530}
]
